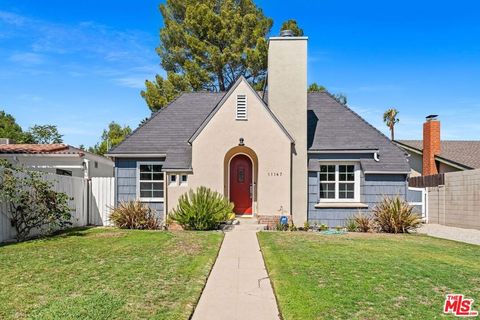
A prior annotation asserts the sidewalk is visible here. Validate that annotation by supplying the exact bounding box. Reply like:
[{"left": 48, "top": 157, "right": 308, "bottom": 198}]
[
  {"left": 418, "top": 223, "right": 480, "bottom": 245},
  {"left": 192, "top": 219, "right": 280, "bottom": 320}
]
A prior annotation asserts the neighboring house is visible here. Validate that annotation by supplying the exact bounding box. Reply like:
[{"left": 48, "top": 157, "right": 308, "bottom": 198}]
[
  {"left": 394, "top": 116, "right": 480, "bottom": 176},
  {"left": 0, "top": 140, "right": 114, "bottom": 178},
  {"left": 107, "top": 32, "right": 410, "bottom": 227}
]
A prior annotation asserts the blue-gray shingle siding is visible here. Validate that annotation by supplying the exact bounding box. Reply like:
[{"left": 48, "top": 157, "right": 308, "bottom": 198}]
[
  {"left": 308, "top": 171, "right": 408, "bottom": 227},
  {"left": 115, "top": 158, "right": 165, "bottom": 222}
]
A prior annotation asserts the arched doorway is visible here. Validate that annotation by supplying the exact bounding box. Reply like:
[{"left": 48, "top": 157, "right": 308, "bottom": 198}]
[{"left": 229, "top": 154, "right": 253, "bottom": 215}]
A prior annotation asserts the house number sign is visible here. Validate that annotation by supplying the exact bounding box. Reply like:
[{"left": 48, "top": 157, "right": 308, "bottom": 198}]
[{"left": 267, "top": 172, "right": 283, "bottom": 177}]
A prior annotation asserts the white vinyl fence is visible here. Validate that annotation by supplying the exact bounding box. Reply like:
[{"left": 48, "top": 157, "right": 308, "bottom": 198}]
[
  {"left": 0, "top": 171, "right": 115, "bottom": 243},
  {"left": 89, "top": 177, "right": 115, "bottom": 226},
  {"left": 407, "top": 187, "right": 427, "bottom": 219}
]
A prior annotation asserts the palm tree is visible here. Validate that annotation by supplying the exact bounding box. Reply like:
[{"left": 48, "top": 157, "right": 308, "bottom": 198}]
[{"left": 383, "top": 108, "right": 400, "bottom": 140}]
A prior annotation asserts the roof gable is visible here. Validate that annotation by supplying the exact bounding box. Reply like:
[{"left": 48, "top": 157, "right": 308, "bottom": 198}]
[
  {"left": 188, "top": 76, "right": 294, "bottom": 143},
  {"left": 396, "top": 140, "right": 480, "bottom": 169}
]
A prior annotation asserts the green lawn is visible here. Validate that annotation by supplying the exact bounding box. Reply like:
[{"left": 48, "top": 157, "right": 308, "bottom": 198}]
[
  {"left": 0, "top": 228, "right": 223, "bottom": 320},
  {"left": 258, "top": 232, "right": 480, "bottom": 320}
]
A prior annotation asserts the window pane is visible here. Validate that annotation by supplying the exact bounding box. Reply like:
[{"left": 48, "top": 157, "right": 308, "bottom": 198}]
[
  {"left": 140, "top": 190, "right": 151, "bottom": 198},
  {"left": 140, "top": 172, "right": 151, "bottom": 180},
  {"left": 152, "top": 182, "right": 163, "bottom": 191},
  {"left": 181, "top": 175, "right": 188, "bottom": 182},
  {"left": 320, "top": 183, "right": 335, "bottom": 199},
  {"left": 152, "top": 172, "right": 164, "bottom": 181},
  {"left": 238, "top": 167, "right": 245, "bottom": 183},
  {"left": 339, "top": 183, "right": 354, "bottom": 199},
  {"left": 140, "top": 182, "right": 153, "bottom": 191},
  {"left": 153, "top": 190, "right": 163, "bottom": 198}
]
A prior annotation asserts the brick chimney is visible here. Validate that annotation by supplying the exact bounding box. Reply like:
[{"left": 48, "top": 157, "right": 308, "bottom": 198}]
[{"left": 422, "top": 115, "right": 440, "bottom": 176}]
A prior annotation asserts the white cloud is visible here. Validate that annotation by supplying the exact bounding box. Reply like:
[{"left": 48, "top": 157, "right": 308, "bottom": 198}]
[
  {"left": 9, "top": 52, "right": 45, "bottom": 65},
  {"left": 0, "top": 11, "right": 26, "bottom": 26},
  {"left": 115, "top": 76, "right": 148, "bottom": 89}
]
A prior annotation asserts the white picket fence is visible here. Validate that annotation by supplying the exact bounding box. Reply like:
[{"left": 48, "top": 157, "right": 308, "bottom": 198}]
[{"left": 0, "top": 171, "right": 114, "bottom": 243}]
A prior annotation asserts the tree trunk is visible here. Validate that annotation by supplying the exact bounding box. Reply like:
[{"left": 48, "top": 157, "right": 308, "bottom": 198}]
[
  {"left": 218, "top": 72, "right": 225, "bottom": 91},
  {"left": 391, "top": 125, "right": 395, "bottom": 140}
]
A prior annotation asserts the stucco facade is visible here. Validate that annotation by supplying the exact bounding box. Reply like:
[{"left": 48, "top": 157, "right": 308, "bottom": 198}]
[{"left": 186, "top": 79, "right": 292, "bottom": 216}]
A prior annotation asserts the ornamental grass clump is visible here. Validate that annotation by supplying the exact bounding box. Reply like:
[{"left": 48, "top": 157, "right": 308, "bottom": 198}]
[
  {"left": 353, "top": 212, "right": 374, "bottom": 232},
  {"left": 373, "top": 196, "right": 422, "bottom": 233},
  {"left": 169, "top": 186, "right": 234, "bottom": 231},
  {"left": 110, "top": 201, "right": 161, "bottom": 230}
]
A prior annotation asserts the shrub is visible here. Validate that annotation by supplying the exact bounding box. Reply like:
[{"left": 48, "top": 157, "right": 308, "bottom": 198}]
[
  {"left": 373, "top": 196, "right": 422, "bottom": 233},
  {"left": 169, "top": 186, "right": 234, "bottom": 230},
  {"left": 110, "top": 201, "right": 161, "bottom": 230},
  {"left": 288, "top": 221, "right": 297, "bottom": 232},
  {"left": 303, "top": 221, "right": 310, "bottom": 231},
  {"left": 319, "top": 224, "right": 329, "bottom": 231},
  {"left": 274, "top": 222, "right": 288, "bottom": 231},
  {"left": 345, "top": 218, "right": 357, "bottom": 232},
  {"left": 353, "top": 212, "right": 374, "bottom": 232},
  {"left": 0, "top": 161, "right": 72, "bottom": 242}
]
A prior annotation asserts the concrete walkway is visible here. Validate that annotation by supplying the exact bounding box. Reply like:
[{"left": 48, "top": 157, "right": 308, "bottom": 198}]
[
  {"left": 192, "top": 219, "right": 280, "bottom": 320},
  {"left": 418, "top": 223, "right": 480, "bottom": 245}
]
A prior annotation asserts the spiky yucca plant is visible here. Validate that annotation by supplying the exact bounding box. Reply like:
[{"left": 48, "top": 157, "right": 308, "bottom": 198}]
[
  {"left": 169, "top": 186, "right": 234, "bottom": 231},
  {"left": 110, "top": 201, "right": 161, "bottom": 230},
  {"left": 373, "top": 196, "right": 422, "bottom": 233}
]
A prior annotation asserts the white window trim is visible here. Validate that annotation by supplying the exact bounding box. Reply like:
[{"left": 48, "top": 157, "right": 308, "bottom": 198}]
[
  {"left": 236, "top": 94, "right": 247, "bottom": 120},
  {"left": 168, "top": 174, "right": 178, "bottom": 187},
  {"left": 136, "top": 161, "right": 164, "bottom": 202},
  {"left": 180, "top": 174, "right": 188, "bottom": 186},
  {"left": 318, "top": 162, "right": 361, "bottom": 203}
]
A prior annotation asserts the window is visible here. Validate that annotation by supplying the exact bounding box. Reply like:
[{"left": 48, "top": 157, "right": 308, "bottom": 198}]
[
  {"left": 56, "top": 168, "right": 72, "bottom": 176},
  {"left": 236, "top": 94, "right": 247, "bottom": 120},
  {"left": 169, "top": 174, "right": 177, "bottom": 186},
  {"left": 180, "top": 174, "right": 188, "bottom": 186},
  {"left": 137, "top": 162, "right": 164, "bottom": 201},
  {"left": 318, "top": 164, "right": 359, "bottom": 202},
  {"left": 94, "top": 161, "right": 98, "bottom": 169}
]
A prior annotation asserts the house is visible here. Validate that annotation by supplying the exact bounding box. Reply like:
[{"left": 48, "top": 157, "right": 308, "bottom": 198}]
[
  {"left": 394, "top": 116, "right": 480, "bottom": 176},
  {"left": 107, "top": 32, "right": 410, "bottom": 227},
  {"left": 0, "top": 139, "right": 114, "bottom": 178}
]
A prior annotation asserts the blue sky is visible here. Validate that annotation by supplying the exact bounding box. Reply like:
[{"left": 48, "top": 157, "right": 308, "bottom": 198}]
[{"left": 1, "top": 0, "right": 479, "bottom": 147}]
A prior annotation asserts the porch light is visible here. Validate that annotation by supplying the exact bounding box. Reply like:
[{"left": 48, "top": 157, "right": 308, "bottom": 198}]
[{"left": 239, "top": 138, "right": 245, "bottom": 146}]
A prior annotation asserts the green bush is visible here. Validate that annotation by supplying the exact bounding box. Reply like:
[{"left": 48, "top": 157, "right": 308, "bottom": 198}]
[
  {"left": 169, "top": 187, "right": 234, "bottom": 230},
  {"left": 373, "top": 196, "right": 422, "bottom": 233},
  {"left": 345, "top": 218, "right": 357, "bottom": 232},
  {"left": 303, "top": 221, "right": 310, "bottom": 231},
  {"left": 0, "top": 161, "right": 72, "bottom": 242},
  {"left": 110, "top": 201, "right": 161, "bottom": 230}
]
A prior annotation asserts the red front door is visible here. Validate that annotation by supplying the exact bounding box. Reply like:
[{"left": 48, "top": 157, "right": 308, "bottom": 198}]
[{"left": 229, "top": 154, "right": 253, "bottom": 215}]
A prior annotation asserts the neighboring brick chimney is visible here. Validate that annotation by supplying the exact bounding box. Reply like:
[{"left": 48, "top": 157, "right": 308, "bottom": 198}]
[{"left": 422, "top": 115, "right": 441, "bottom": 176}]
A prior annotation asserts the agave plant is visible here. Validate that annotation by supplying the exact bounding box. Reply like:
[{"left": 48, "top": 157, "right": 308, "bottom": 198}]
[
  {"left": 169, "top": 186, "right": 234, "bottom": 230},
  {"left": 373, "top": 196, "right": 422, "bottom": 233}
]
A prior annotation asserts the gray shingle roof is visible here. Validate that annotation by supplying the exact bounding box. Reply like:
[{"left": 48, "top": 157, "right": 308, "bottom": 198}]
[
  {"left": 307, "top": 92, "right": 410, "bottom": 173},
  {"left": 108, "top": 92, "right": 225, "bottom": 169},
  {"left": 110, "top": 91, "right": 410, "bottom": 173},
  {"left": 397, "top": 140, "right": 480, "bottom": 169}
]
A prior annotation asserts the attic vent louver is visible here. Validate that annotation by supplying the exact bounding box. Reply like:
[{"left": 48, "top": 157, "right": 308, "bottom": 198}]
[{"left": 236, "top": 94, "right": 247, "bottom": 120}]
